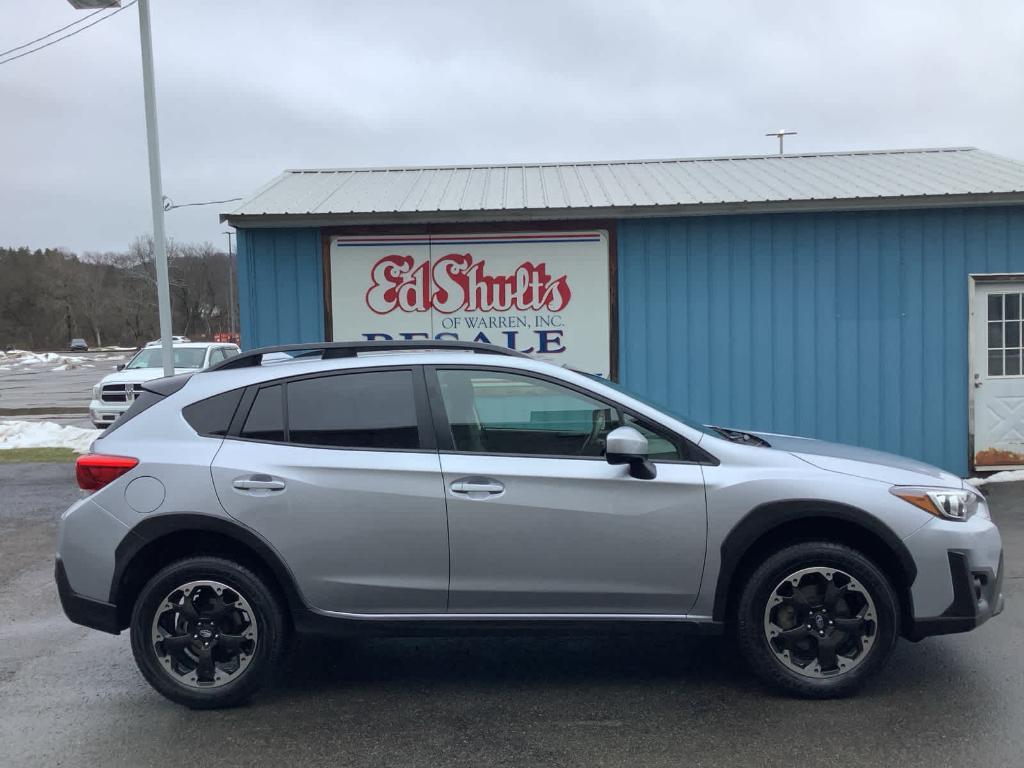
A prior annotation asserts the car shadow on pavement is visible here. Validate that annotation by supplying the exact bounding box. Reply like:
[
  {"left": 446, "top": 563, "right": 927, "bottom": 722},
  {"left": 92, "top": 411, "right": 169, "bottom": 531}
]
[{"left": 274, "top": 631, "right": 749, "bottom": 694}]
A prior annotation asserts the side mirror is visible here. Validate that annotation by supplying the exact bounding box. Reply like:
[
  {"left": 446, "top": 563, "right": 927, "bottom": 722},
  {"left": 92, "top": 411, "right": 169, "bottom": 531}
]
[
  {"left": 605, "top": 425, "right": 657, "bottom": 480},
  {"left": 116, "top": 364, "right": 125, "bottom": 371}
]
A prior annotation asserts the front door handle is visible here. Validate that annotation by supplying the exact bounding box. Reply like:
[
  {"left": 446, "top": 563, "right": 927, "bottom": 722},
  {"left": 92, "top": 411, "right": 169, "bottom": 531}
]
[
  {"left": 450, "top": 477, "right": 505, "bottom": 497},
  {"left": 233, "top": 475, "right": 286, "bottom": 491}
]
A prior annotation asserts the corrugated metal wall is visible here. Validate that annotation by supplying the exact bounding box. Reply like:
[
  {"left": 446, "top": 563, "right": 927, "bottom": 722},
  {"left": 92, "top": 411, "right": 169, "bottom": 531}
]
[
  {"left": 236, "top": 207, "right": 1024, "bottom": 475},
  {"left": 237, "top": 228, "right": 324, "bottom": 349},
  {"left": 618, "top": 206, "right": 1024, "bottom": 475}
]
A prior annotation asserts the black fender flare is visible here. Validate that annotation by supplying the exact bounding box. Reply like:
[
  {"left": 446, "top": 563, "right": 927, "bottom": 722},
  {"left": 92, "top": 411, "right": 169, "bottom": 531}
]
[
  {"left": 111, "top": 512, "right": 308, "bottom": 614},
  {"left": 711, "top": 499, "right": 918, "bottom": 622}
]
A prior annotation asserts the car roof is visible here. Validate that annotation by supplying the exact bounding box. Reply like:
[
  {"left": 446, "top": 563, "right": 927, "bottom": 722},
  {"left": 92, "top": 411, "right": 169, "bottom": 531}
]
[{"left": 184, "top": 349, "right": 559, "bottom": 390}]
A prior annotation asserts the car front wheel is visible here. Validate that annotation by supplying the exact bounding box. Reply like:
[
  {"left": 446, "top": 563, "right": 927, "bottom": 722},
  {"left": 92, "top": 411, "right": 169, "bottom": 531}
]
[
  {"left": 736, "top": 541, "right": 899, "bottom": 698},
  {"left": 129, "top": 556, "right": 288, "bottom": 709}
]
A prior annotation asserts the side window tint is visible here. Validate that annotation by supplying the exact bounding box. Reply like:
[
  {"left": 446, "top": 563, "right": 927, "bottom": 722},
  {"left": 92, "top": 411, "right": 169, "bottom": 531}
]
[
  {"left": 623, "top": 413, "right": 683, "bottom": 461},
  {"left": 437, "top": 369, "right": 618, "bottom": 457},
  {"left": 286, "top": 370, "right": 419, "bottom": 449},
  {"left": 183, "top": 388, "right": 244, "bottom": 436},
  {"left": 224, "top": 348, "right": 239, "bottom": 358},
  {"left": 241, "top": 385, "right": 284, "bottom": 441}
]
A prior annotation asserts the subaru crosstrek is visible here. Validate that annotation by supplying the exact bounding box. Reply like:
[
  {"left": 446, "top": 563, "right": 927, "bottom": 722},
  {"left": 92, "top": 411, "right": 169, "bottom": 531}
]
[{"left": 56, "top": 340, "right": 1004, "bottom": 708}]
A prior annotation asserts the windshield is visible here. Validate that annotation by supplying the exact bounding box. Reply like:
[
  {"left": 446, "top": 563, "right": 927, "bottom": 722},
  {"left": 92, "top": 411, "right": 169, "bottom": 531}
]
[
  {"left": 582, "top": 374, "right": 717, "bottom": 437},
  {"left": 126, "top": 347, "right": 207, "bottom": 370}
]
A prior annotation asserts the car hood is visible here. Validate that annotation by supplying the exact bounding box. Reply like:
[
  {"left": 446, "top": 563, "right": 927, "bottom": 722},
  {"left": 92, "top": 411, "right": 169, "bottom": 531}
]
[
  {"left": 749, "top": 431, "right": 964, "bottom": 487},
  {"left": 98, "top": 367, "right": 197, "bottom": 386}
]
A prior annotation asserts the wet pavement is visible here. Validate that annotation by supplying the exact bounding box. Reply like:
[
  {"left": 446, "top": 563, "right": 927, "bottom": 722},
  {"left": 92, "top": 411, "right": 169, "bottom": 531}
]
[
  {"left": 0, "top": 351, "right": 128, "bottom": 423},
  {"left": 0, "top": 463, "right": 1021, "bottom": 768}
]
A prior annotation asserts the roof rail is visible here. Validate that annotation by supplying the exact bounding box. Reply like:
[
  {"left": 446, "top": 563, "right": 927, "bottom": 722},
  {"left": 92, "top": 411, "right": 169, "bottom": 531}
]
[{"left": 205, "top": 339, "right": 529, "bottom": 371}]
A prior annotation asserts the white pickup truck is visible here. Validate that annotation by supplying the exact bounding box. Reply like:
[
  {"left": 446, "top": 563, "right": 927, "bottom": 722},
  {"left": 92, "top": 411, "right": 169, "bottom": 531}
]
[{"left": 89, "top": 342, "right": 239, "bottom": 428}]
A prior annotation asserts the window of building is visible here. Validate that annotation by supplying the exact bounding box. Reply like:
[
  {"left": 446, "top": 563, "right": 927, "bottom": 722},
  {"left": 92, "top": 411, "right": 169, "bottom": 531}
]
[{"left": 988, "top": 292, "right": 1024, "bottom": 376}]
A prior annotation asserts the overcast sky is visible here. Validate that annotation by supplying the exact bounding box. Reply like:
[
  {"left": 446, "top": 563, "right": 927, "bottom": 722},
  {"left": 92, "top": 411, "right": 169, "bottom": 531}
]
[{"left": 2, "top": 0, "right": 1023, "bottom": 253}]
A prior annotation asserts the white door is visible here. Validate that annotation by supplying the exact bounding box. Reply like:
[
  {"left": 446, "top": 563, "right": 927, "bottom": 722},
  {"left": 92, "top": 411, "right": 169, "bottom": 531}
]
[{"left": 972, "top": 278, "right": 1024, "bottom": 470}]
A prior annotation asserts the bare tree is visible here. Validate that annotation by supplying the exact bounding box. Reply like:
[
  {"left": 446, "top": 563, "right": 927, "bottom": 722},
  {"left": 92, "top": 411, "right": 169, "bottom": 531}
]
[{"left": 0, "top": 236, "right": 239, "bottom": 350}]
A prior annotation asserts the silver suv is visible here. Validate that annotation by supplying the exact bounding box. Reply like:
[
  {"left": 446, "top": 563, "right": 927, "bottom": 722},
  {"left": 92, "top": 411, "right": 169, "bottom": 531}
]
[{"left": 56, "top": 341, "right": 1004, "bottom": 708}]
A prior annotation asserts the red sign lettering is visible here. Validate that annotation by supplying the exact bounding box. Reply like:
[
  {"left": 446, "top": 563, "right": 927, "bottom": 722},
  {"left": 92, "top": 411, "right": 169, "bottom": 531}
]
[{"left": 365, "top": 252, "right": 572, "bottom": 315}]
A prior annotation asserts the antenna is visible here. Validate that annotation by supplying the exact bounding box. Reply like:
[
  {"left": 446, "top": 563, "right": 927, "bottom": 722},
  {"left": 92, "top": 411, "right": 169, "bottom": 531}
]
[{"left": 765, "top": 129, "right": 797, "bottom": 156}]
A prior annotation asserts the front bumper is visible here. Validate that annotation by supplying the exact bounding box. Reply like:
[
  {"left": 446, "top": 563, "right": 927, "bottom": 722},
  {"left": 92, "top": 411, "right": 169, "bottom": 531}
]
[
  {"left": 902, "top": 510, "right": 1004, "bottom": 640},
  {"left": 88, "top": 399, "right": 128, "bottom": 426},
  {"left": 906, "top": 549, "right": 1005, "bottom": 640},
  {"left": 55, "top": 557, "right": 121, "bottom": 635}
]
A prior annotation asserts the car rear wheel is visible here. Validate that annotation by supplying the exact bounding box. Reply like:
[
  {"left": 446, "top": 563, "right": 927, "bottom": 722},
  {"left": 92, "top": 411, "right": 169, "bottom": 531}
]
[
  {"left": 736, "top": 541, "right": 899, "bottom": 698},
  {"left": 130, "top": 556, "right": 288, "bottom": 709}
]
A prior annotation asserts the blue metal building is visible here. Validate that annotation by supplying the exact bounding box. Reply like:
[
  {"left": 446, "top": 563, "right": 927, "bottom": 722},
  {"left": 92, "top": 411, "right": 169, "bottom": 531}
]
[{"left": 221, "top": 147, "right": 1024, "bottom": 476}]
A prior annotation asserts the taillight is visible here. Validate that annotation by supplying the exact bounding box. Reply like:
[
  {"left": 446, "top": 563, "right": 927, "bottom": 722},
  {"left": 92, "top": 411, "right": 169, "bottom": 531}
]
[{"left": 76, "top": 454, "right": 139, "bottom": 491}]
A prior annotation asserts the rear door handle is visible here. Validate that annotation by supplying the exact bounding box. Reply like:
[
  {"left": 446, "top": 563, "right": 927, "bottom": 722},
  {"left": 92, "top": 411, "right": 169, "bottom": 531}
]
[
  {"left": 450, "top": 477, "right": 505, "bottom": 497},
  {"left": 233, "top": 476, "right": 286, "bottom": 491}
]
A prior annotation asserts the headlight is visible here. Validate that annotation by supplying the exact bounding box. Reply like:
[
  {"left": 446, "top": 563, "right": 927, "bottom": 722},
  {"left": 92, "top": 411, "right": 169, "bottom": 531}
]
[
  {"left": 890, "top": 486, "right": 983, "bottom": 521},
  {"left": 92, "top": 384, "right": 101, "bottom": 399}
]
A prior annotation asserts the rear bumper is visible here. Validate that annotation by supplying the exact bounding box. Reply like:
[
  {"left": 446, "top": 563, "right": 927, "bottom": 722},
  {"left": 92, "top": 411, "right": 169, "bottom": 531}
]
[
  {"left": 55, "top": 557, "right": 121, "bottom": 635},
  {"left": 906, "top": 549, "right": 1004, "bottom": 640}
]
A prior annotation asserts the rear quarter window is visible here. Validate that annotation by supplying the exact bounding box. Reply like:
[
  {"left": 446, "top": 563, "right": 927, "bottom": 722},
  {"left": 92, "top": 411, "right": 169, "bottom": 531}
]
[{"left": 182, "top": 388, "right": 245, "bottom": 437}]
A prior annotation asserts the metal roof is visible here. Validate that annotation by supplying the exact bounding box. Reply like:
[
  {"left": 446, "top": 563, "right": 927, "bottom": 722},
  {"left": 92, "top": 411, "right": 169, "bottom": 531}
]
[{"left": 223, "top": 147, "right": 1024, "bottom": 225}]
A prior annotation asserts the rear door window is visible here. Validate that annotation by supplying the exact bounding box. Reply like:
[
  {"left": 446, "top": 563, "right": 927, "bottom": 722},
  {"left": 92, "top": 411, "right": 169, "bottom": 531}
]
[{"left": 286, "top": 370, "right": 420, "bottom": 450}]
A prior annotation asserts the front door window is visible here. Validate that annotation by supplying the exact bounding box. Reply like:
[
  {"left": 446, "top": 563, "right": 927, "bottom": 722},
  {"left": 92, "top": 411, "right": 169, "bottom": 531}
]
[{"left": 436, "top": 369, "right": 618, "bottom": 457}]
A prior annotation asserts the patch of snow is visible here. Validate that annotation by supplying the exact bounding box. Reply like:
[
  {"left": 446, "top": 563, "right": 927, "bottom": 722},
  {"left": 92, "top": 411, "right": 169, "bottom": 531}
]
[
  {"left": 0, "top": 350, "right": 94, "bottom": 369},
  {"left": 966, "top": 470, "right": 1024, "bottom": 487},
  {"left": 0, "top": 420, "right": 98, "bottom": 453}
]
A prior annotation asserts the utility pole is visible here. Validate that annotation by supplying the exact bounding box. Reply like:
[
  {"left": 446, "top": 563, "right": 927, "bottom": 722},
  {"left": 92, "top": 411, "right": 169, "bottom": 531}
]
[
  {"left": 137, "top": 0, "right": 174, "bottom": 375},
  {"left": 68, "top": 0, "right": 174, "bottom": 376},
  {"left": 765, "top": 129, "right": 797, "bottom": 156},
  {"left": 223, "top": 231, "right": 236, "bottom": 339}
]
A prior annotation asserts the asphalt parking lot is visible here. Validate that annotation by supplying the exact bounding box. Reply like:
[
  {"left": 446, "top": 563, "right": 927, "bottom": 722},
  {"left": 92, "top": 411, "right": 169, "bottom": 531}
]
[
  {"left": 0, "top": 351, "right": 128, "bottom": 427},
  {"left": 0, "top": 463, "right": 1021, "bottom": 768}
]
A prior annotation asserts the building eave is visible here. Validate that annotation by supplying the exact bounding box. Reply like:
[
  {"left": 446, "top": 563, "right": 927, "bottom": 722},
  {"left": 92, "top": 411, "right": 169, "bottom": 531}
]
[{"left": 221, "top": 192, "right": 1024, "bottom": 229}]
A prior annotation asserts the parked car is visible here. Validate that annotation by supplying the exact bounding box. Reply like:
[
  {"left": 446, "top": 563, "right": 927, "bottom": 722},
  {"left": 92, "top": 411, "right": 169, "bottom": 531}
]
[
  {"left": 88, "top": 342, "right": 239, "bottom": 428},
  {"left": 69, "top": 338, "right": 89, "bottom": 352},
  {"left": 58, "top": 340, "right": 1004, "bottom": 709},
  {"left": 145, "top": 336, "right": 191, "bottom": 346}
]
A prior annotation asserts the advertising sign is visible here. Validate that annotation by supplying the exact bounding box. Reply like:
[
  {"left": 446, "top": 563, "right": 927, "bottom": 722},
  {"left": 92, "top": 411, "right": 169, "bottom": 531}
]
[{"left": 330, "top": 231, "right": 611, "bottom": 376}]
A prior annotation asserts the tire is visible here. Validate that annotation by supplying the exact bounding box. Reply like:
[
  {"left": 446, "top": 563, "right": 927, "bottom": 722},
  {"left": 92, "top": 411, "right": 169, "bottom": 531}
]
[
  {"left": 736, "top": 541, "right": 899, "bottom": 698},
  {"left": 130, "top": 556, "right": 289, "bottom": 709}
]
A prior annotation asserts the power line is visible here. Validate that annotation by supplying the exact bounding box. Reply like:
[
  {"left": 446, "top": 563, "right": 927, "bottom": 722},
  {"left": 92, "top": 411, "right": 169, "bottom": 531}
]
[
  {"left": 0, "top": 6, "right": 107, "bottom": 59},
  {"left": 0, "top": 0, "right": 138, "bottom": 67},
  {"left": 163, "top": 196, "right": 244, "bottom": 211}
]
